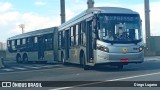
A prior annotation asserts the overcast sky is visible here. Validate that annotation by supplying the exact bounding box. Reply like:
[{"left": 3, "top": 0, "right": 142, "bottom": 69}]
[{"left": 0, "top": 0, "right": 159, "bottom": 42}]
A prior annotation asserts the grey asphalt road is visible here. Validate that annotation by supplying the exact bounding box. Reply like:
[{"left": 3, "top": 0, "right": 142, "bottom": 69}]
[{"left": 1, "top": 58, "right": 160, "bottom": 90}]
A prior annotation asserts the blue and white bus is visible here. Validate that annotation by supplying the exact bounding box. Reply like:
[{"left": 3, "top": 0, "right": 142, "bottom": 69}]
[
  {"left": 6, "top": 27, "right": 58, "bottom": 63},
  {"left": 58, "top": 7, "right": 144, "bottom": 69}
]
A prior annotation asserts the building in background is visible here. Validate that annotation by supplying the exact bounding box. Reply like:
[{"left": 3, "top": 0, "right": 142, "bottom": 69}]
[{"left": 0, "top": 42, "right": 6, "bottom": 50}]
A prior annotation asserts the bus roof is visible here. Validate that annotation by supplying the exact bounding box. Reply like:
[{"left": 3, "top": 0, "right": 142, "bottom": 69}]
[
  {"left": 89, "top": 7, "right": 139, "bottom": 14},
  {"left": 7, "top": 27, "right": 58, "bottom": 40},
  {"left": 59, "top": 7, "right": 139, "bottom": 30}
]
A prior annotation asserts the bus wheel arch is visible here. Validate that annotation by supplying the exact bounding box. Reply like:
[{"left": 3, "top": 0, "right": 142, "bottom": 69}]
[
  {"left": 16, "top": 53, "right": 22, "bottom": 63},
  {"left": 23, "top": 53, "right": 28, "bottom": 63},
  {"left": 80, "top": 49, "right": 92, "bottom": 70},
  {"left": 80, "top": 50, "right": 85, "bottom": 65}
]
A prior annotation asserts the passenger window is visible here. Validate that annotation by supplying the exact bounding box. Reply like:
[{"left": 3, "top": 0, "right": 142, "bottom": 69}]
[
  {"left": 12, "top": 41, "right": 15, "bottom": 46},
  {"left": 22, "top": 39, "right": 26, "bottom": 44},
  {"left": 34, "top": 37, "right": 38, "bottom": 43},
  {"left": 17, "top": 39, "right": 20, "bottom": 45}
]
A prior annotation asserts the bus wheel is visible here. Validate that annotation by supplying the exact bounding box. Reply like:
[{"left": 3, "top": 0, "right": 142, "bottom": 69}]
[
  {"left": 16, "top": 55, "right": 22, "bottom": 63},
  {"left": 23, "top": 54, "right": 28, "bottom": 63},
  {"left": 117, "top": 65, "right": 123, "bottom": 69}
]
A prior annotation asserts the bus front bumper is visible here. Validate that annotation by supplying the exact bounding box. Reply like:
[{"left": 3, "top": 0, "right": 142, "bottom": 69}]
[{"left": 95, "top": 50, "right": 144, "bottom": 64}]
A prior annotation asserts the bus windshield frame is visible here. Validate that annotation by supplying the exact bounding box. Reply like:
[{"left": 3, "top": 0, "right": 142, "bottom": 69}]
[{"left": 96, "top": 14, "right": 142, "bottom": 44}]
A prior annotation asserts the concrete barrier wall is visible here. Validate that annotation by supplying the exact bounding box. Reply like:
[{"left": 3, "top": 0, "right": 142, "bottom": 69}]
[{"left": 0, "top": 51, "right": 6, "bottom": 60}]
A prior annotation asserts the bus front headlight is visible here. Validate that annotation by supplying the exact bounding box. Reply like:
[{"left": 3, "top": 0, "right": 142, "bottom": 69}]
[
  {"left": 139, "top": 46, "right": 144, "bottom": 52},
  {"left": 97, "top": 44, "right": 109, "bottom": 52},
  {"left": 103, "top": 47, "right": 109, "bottom": 52}
]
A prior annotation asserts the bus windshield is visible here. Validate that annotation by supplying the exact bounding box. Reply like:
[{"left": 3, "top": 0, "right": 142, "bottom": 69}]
[{"left": 97, "top": 14, "right": 142, "bottom": 44}]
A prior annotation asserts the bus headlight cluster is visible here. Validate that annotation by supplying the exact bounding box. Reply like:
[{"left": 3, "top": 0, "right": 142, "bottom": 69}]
[
  {"left": 97, "top": 44, "right": 109, "bottom": 52},
  {"left": 139, "top": 46, "right": 144, "bottom": 52}
]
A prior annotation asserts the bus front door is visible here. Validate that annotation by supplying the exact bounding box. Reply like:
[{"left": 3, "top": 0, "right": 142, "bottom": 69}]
[
  {"left": 38, "top": 36, "right": 45, "bottom": 60},
  {"left": 86, "top": 20, "right": 94, "bottom": 63},
  {"left": 65, "top": 30, "right": 69, "bottom": 60}
]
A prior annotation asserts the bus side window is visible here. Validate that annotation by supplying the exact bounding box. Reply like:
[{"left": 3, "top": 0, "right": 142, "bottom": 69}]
[
  {"left": 76, "top": 25, "right": 78, "bottom": 46},
  {"left": 73, "top": 25, "right": 76, "bottom": 46},
  {"left": 82, "top": 21, "right": 86, "bottom": 46},
  {"left": 45, "top": 34, "right": 53, "bottom": 50},
  {"left": 11, "top": 40, "right": 15, "bottom": 50},
  {"left": 17, "top": 39, "right": 20, "bottom": 46},
  {"left": 22, "top": 38, "right": 26, "bottom": 44},
  {"left": 70, "top": 27, "right": 74, "bottom": 47},
  {"left": 62, "top": 31, "right": 65, "bottom": 48},
  {"left": 78, "top": 23, "right": 82, "bottom": 45},
  {"left": 7, "top": 41, "right": 10, "bottom": 47},
  {"left": 15, "top": 40, "right": 17, "bottom": 46},
  {"left": 34, "top": 37, "right": 38, "bottom": 43},
  {"left": 58, "top": 32, "right": 61, "bottom": 49}
]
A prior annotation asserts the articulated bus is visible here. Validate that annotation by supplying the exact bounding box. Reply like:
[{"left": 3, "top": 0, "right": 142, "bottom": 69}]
[
  {"left": 7, "top": 7, "right": 144, "bottom": 69},
  {"left": 6, "top": 27, "right": 58, "bottom": 63},
  {"left": 58, "top": 7, "right": 144, "bottom": 69}
]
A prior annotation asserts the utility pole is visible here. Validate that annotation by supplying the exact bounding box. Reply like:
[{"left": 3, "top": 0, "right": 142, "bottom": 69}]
[
  {"left": 144, "top": 0, "right": 151, "bottom": 51},
  {"left": 19, "top": 24, "right": 25, "bottom": 34},
  {"left": 87, "top": 0, "right": 94, "bottom": 9},
  {"left": 60, "top": 0, "right": 66, "bottom": 24}
]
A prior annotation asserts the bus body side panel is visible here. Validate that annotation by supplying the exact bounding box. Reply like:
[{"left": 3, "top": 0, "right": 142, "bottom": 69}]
[
  {"left": 44, "top": 50, "right": 54, "bottom": 62},
  {"left": 27, "top": 52, "right": 38, "bottom": 61},
  {"left": 67, "top": 47, "right": 86, "bottom": 64},
  {"left": 67, "top": 48, "right": 80, "bottom": 64}
]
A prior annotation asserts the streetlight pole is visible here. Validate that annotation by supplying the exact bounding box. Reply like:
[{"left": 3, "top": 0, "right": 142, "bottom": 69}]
[
  {"left": 87, "top": 0, "right": 94, "bottom": 9},
  {"left": 60, "top": 0, "right": 66, "bottom": 24},
  {"left": 144, "top": 0, "right": 151, "bottom": 51},
  {"left": 19, "top": 24, "right": 25, "bottom": 34}
]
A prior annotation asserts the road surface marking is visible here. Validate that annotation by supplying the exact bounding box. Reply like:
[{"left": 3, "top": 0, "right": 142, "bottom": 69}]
[
  {"left": 0, "top": 67, "right": 74, "bottom": 75},
  {"left": 29, "top": 66, "right": 41, "bottom": 69},
  {"left": 12, "top": 67, "right": 26, "bottom": 70},
  {"left": 41, "top": 65, "right": 55, "bottom": 68},
  {"left": 1, "top": 68, "right": 14, "bottom": 72},
  {"left": 50, "top": 71, "right": 160, "bottom": 90}
]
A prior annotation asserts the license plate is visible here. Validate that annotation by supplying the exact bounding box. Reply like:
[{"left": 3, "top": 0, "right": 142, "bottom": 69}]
[{"left": 120, "top": 59, "right": 129, "bottom": 62}]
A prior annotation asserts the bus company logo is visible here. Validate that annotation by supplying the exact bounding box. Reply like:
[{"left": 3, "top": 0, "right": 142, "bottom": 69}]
[
  {"left": 122, "top": 48, "right": 127, "bottom": 53},
  {"left": 2, "top": 82, "right": 11, "bottom": 87}
]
